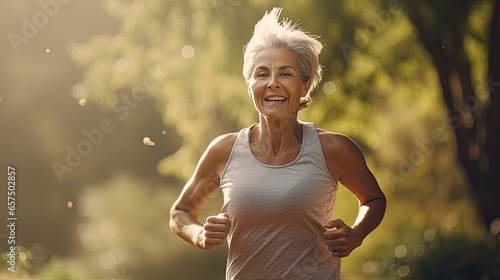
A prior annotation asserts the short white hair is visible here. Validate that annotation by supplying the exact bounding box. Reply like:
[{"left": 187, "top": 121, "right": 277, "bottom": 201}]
[{"left": 243, "top": 7, "right": 323, "bottom": 109}]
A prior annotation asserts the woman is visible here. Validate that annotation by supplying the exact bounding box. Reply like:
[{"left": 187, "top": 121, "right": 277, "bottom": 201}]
[{"left": 170, "top": 7, "right": 386, "bottom": 279}]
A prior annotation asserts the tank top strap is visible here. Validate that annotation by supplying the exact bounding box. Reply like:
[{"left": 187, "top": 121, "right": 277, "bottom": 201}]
[{"left": 299, "top": 121, "right": 335, "bottom": 183}]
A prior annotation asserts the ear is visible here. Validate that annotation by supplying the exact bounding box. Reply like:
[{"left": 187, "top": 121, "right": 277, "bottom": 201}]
[{"left": 302, "top": 79, "right": 312, "bottom": 97}]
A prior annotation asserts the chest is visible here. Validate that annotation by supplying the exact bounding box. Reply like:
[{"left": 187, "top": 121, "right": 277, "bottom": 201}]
[
  {"left": 221, "top": 163, "right": 336, "bottom": 222},
  {"left": 249, "top": 143, "right": 302, "bottom": 166}
]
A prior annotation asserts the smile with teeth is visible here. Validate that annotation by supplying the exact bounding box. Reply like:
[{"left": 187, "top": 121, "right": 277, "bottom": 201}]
[{"left": 265, "top": 96, "right": 287, "bottom": 103}]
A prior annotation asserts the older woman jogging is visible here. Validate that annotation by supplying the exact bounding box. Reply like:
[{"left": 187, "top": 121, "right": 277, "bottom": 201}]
[{"left": 170, "top": 7, "right": 386, "bottom": 279}]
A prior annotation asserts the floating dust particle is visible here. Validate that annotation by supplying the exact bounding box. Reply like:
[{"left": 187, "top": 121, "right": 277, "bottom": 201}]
[
  {"left": 78, "top": 98, "right": 87, "bottom": 107},
  {"left": 143, "top": 137, "right": 156, "bottom": 146}
]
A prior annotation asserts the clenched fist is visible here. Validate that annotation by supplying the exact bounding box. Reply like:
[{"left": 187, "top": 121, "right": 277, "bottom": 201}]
[
  {"left": 324, "top": 219, "right": 362, "bottom": 258},
  {"left": 199, "top": 213, "right": 231, "bottom": 250}
]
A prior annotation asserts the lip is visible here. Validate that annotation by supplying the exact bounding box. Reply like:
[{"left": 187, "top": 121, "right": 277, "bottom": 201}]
[{"left": 264, "top": 95, "right": 288, "bottom": 103}]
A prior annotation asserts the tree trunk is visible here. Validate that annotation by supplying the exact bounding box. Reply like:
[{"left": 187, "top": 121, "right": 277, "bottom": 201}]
[
  {"left": 484, "top": 0, "right": 500, "bottom": 227},
  {"left": 407, "top": 1, "right": 500, "bottom": 228}
]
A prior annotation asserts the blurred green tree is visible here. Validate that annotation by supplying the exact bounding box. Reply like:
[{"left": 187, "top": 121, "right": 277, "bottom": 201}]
[
  {"left": 67, "top": 0, "right": 499, "bottom": 279},
  {"left": 404, "top": 0, "right": 500, "bottom": 228}
]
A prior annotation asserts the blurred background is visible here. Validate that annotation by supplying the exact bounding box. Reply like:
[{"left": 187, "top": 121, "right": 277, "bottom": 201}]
[{"left": 0, "top": 0, "right": 499, "bottom": 279}]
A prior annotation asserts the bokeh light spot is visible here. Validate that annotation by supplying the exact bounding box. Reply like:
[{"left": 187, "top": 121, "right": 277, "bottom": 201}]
[
  {"left": 424, "top": 228, "right": 436, "bottom": 242},
  {"left": 77, "top": 195, "right": 104, "bottom": 218},
  {"left": 181, "top": 45, "right": 195, "bottom": 59},
  {"left": 490, "top": 218, "right": 500, "bottom": 235},
  {"left": 362, "top": 260, "right": 379, "bottom": 274},
  {"left": 77, "top": 222, "right": 100, "bottom": 252},
  {"left": 398, "top": 265, "right": 411, "bottom": 277},
  {"left": 99, "top": 251, "right": 117, "bottom": 270},
  {"left": 323, "top": 81, "right": 336, "bottom": 95},
  {"left": 394, "top": 244, "right": 407, "bottom": 258}
]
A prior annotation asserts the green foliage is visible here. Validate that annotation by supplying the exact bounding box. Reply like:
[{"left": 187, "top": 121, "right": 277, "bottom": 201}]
[
  {"left": 70, "top": 0, "right": 255, "bottom": 181},
  {"left": 36, "top": 255, "right": 90, "bottom": 280},
  {"left": 0, "top": 246, "right": 31, "bottom": 278},
  {"left": 408, "top": 233, "right": 500, "bottom": 280},
  {"left": 75, "top": 174, "right": 228, "bottom": 279},
  {"left": 63, "top": 0, "right": 495, "bottom": 279}
]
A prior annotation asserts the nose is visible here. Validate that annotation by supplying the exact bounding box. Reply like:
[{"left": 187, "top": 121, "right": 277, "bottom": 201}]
[{"left": 267, "top": 73, "right": 280, "bottom": 89}]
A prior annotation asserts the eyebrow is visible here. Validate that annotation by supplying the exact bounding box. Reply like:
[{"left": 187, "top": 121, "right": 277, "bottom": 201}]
[{"left": 254, "top": 65, "right": 296, "bottom": 71}]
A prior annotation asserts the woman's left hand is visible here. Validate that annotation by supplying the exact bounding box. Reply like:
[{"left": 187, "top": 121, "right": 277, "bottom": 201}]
[{"left": 324, "top": 219, "right": 363, "bottom": 258}]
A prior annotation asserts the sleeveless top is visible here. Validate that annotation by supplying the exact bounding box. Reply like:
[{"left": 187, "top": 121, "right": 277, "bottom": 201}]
[{"left": 220, "top": 121, "right": 340, "bottom": 280}]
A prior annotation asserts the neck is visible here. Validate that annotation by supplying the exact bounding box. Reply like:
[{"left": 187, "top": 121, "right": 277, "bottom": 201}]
[{"left": 253, "top": 115, "right": 303, "bottom": 157}]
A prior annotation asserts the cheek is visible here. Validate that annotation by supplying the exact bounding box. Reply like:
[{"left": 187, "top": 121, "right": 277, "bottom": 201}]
[
  {"left": 298, "top": 85, "right": 308, "bottom": 99},
  {"left": 250, "top": 83, "right": 265, "bottom": 97}
]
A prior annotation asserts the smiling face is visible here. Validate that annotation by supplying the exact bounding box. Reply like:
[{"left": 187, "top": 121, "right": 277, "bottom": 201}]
[{"left": 248, "top": 47, "right": 311, "bottom": 121}]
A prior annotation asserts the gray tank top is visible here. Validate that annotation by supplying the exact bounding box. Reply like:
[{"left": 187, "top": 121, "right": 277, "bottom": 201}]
[{"left": 220, "top": 121, "right": 340, "bottom": 279}]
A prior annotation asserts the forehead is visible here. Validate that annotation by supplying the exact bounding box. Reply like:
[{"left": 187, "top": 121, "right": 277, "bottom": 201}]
[{"left": 253, "top": 47, "right": 298, "bottom": 69}]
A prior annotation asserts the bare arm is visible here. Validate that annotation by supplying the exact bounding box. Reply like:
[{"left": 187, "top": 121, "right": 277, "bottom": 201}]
[
  {"left": 169, "top": 133, "right": 237, "bottom": 249},
  {"left": 320, "top": 131, "right": 386, "bottom": 257}
]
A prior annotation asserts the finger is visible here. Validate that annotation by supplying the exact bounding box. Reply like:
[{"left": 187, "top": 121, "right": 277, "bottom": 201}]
[
  {"left": 324, "top": 219, "right": 344, "bottom": 230},
  {"left": 218, "top": 213, "right": 231, "bottom": 228},
  {"left": 218, "top": 212, "right": 230, "bottom": 219},
  {"left": 207, "top": 214, "right": 231, "bottom": 228},
  {"left": 324, "top": 229, "right": 346, "bottom": 240},
  {"left": 204, "top": 237, "right": 224, "bottom": 247},
  {"left": 206, "top": 216, "right": 228, "bottom": 226},
  {"left": 325, "top": 238, "right": 347, "bottom": 246},
  {"left": 205, "top": 231, "right": 228, "bottom": 239},
  {"left": 204, "top": 223, "right": 229, "bottom": 233}
]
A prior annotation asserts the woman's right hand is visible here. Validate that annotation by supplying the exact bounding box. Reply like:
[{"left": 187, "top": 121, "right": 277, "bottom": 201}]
[{"left": 199, "top": 213, "right": 231, "bottom": 249}]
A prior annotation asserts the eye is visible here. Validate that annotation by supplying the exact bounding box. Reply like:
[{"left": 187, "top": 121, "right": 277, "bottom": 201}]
[
  {"left": 281, "top": 72, "right": 292, "bottom": 77},
  {"left": 256, "top": 72, "right": 268, "bottom": 78}
]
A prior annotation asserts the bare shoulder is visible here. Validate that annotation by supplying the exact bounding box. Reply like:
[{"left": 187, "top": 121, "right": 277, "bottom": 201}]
[
  {"left": 317, "top": 128, "right": 364, "bottom": 158},
  {"left": 200, "top": 132, "right": 238, "bottom": 176},
  {"left": 316, "top": 128, "right": 368, "bottom": 182},
  {"left": 207, "top": 132, "right": 238, "bottom": 154}
]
